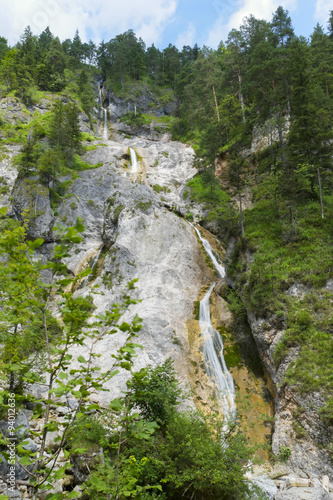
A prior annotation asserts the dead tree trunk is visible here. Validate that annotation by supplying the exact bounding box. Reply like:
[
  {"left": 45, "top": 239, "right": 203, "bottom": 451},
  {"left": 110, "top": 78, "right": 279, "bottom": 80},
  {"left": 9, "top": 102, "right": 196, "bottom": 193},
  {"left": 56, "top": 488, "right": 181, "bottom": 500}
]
[
  {"left": 317, "top": 167, "right": 324, "bottom": 219},
  {"left": 212, "top": 85, "right": 222, "bottom": 146},
  {"left": 239, "top": 192, "right": 245, "bottom": 239}
]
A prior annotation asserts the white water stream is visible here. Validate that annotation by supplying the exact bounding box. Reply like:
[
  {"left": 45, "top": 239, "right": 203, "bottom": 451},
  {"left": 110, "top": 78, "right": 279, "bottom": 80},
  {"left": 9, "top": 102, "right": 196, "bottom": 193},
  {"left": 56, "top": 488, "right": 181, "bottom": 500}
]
[
  {"left": 130, "top": 148, "right": 138, "bottom": 174},
  {"left": 200, "top": 283, "right": 236, "bottom": 421},
  {"left": 192, "top": 223, "right": 236, "bottom": 422},
  {"left": 99, "top": 87, "right": 103, "bottom": 111},
  {"left": 191, "top": 224, "right": 225, "bottom": 278},
  {"left": 103, "top": 108, "right": 108, "bottom": 140}
]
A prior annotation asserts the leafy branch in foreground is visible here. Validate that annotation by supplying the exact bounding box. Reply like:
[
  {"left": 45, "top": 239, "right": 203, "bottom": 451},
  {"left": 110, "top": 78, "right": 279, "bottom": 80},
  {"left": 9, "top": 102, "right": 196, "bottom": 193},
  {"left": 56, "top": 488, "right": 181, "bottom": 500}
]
[{"left": 0, "top": 208, "right": 142, "bottom": 496}]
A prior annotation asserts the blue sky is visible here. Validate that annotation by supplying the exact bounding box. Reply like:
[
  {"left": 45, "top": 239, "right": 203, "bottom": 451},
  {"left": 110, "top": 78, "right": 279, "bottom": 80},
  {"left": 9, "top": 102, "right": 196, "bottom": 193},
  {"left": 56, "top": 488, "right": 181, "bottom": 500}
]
[{"left": 0, "top": 0, "right": 331, "bottom": 50}]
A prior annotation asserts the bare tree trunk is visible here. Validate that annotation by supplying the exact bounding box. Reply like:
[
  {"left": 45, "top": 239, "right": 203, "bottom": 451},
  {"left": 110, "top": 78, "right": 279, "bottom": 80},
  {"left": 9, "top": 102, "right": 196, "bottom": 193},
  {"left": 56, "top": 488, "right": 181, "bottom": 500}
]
[
  {"left": 212, "top": 85, "right": 222, "bottom": 146},
  {"left": 238, "top": 69, "right": 246, "bottom": 125},
  {"left": 277, "top": 112, "right": 287, "bottom": 169},
  {"left": 325, "top": 79, "right": 333, "bottom": 130},
  {"left": 317, "top": 167, "right": 324, "bottom": 219},
  {"left": 239, "top": 192, "right": 245, "bottom": 239}
]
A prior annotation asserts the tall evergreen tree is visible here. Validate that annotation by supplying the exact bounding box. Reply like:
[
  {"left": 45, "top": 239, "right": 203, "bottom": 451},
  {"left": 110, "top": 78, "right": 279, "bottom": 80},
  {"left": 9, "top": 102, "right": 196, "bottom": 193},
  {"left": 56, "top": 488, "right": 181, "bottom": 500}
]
[
  {"left": 0, "top": 36, "right": 9, "bottom": 63},
  {"left": 70, "top": 29, "right": 84, "bottom": 67}
]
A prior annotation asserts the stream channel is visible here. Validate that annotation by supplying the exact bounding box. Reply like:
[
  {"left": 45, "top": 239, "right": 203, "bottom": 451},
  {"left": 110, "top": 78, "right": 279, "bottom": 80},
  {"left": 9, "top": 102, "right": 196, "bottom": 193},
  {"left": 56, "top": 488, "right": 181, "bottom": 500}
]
[{"left": 191, "top": 223, "right": 274, "bottom": 457}]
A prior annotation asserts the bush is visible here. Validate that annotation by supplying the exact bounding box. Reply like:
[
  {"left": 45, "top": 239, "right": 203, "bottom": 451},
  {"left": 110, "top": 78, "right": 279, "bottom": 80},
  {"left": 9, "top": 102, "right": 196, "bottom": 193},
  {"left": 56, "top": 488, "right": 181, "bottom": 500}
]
[
  {"left": 84, "top": 360, "right": 252, "bottom": 499},
  {"left": 127, "top": 358, "right": 182, "bottom": 424}
]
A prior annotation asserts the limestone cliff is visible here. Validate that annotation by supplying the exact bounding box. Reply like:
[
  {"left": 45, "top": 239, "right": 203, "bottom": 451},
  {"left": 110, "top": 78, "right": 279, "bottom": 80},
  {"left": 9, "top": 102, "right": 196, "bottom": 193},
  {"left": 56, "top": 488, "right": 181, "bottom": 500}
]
[{"left": 1, "top": 92, "right": 332, "bottom": 499}]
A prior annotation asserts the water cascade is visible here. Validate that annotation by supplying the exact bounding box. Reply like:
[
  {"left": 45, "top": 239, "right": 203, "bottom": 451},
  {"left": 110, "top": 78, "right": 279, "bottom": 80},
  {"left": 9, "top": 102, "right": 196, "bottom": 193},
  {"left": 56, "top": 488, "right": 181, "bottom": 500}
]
[
  {"left": 130, "top": 148, "right": 138, "bottom": 174},
  {"left": 103, "top": 108, "right": 108, "bottom": 140},
  {"left": 99, "top": 87, "right": 103, "bottom": 111},
  {"left": 200, "top": 283, "right": 236, "bottom": 421},
  {"left": 192, "top": 223, "right": 236, "bottom": 421},
  {"left": 190, "top": 224, "right": 225, "bottom": 278}
]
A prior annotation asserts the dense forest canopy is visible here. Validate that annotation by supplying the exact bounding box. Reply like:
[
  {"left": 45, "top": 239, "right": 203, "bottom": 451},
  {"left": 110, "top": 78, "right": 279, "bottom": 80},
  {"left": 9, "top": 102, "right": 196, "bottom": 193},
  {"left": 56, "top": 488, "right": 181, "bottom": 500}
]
[{"left": 1, "top": 7, "right": 333, "bottom": 167}]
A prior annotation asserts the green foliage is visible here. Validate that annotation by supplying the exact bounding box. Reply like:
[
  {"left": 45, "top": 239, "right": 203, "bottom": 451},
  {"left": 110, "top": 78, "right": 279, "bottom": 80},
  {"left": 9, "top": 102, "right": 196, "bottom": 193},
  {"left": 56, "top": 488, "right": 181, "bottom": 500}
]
[
  {"left": 152, "top": 184, "right": 170, "bottom": 193},
  {"left": 120, "top": 111, "right": 152, "bottom": 127},
  {"left": 186, "top": 169, "right": 236, "bottom": 238},
  {"left": 127, "top": 358, "right": 182, "bottom": 424},
  {"left": 225, "top": 288, "right": 247, "bottom": 318},
  {"left": 84, "top": 362, "right": 251, "bottom": 500},
  {"left": 278, "top": 447, "right": 291, "bottom": 462},
  {"left": 0, "top": 211, "right": 144, "bottom": 495},
  {"left": 48, "top": 100, "right": 82, "bottom": 162}
]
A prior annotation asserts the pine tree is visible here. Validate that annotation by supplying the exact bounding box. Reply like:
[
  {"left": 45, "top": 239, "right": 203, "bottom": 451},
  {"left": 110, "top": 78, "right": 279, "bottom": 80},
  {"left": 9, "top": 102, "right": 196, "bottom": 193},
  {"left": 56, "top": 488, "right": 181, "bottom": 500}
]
[
  {"left": 146, "top": 44, "right": 161, "bottom": 90},
  {"left": 63, "top": 101, "right": 82, "bottom": 161},
  {"left": 37, "top": 26, "right": 53, "bottom": 60},
  {"left": 271, "top": 6, "right": 294, "bottom": 48},
  {"left": 70, "top": 29, "right": 84, "bottom": 67},
  {"left": 0, "top": 36, "right": 9, "bottom": 63},
  {"left": 310, "top": 26, "right": 333, "bottom": 129}
]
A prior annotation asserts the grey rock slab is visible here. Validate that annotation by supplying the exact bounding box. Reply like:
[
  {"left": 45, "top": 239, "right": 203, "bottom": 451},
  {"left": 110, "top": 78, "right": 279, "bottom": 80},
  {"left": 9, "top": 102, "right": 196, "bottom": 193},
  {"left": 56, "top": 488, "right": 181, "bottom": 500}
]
[
  {"left": 21, "top": 437, "right": 38, "bottom": 453},
  {"left": 122, "top": 136, "right": 196, "bottom": 208},
  {"left": 0, "top": 411, "right": 30, "bottom": 439},
  {"left": 36, "top": 480, "right": 63, "bottom": 499},
  {"left": 0, "top": 144, "right": 21, "bottom": 210},
  {"left": 52, "top": 160, "right": 205, "bottom": 407},
  {"left": 0, "top": 453, "right": 33, "bottom": 481},
  {"left": 2, "top": 490, "right": 22, "bottom": 499},
  {"left": 275, "top": 486, "right": 333, "bottom": 499},
  {"left": 250, "top": 476, "right": 278, "bottom": 499}
]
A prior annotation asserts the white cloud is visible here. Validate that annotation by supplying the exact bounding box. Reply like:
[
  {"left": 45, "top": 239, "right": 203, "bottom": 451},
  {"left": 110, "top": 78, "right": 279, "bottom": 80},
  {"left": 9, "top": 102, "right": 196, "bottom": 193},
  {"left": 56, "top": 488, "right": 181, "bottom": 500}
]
[
  {"left": 206, "top": 0, "right": 298, "bottom": 48},
  {"left": 0, "top": 0, "right": 177, "bottom": 46},
  {"left": 175, "top": 22, "right": 196, "bottom": 48},
  {"left": 315, "top": 0, "right": 332, "bottom": 25}
]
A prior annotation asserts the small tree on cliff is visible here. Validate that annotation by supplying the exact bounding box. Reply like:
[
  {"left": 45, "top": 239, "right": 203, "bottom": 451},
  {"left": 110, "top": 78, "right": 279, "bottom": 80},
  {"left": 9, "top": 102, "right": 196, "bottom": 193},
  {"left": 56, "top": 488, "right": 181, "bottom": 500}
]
[{"left": 48, "top": 100, "right": 82, "bottom": 163}]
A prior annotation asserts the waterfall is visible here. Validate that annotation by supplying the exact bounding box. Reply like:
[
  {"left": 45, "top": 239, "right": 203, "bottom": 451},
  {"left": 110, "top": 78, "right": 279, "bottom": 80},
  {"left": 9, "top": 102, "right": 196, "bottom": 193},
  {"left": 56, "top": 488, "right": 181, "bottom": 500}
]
[
  {"left": 99, "top": 87, "right": 103, "bottom": 110},
  {"left": 103, "top": 108, "right": 108, "bottom": 140},
  {"left": 199, "top": 283, "right": 236, "bottom": 422},
  {"left": 130, "top": 148, "right": 138, "bottom": 174},
  {"left": 191, "top": 223, "right": 236, "bottom": 421},
  {"left": 190, "top": 223, "right": 225, "bottom": 278}
]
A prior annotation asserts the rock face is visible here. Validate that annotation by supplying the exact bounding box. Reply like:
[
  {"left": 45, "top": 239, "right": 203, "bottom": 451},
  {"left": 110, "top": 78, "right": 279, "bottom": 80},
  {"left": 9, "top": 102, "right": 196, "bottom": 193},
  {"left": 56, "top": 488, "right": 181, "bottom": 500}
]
[
  {"left": 225, "top": 241, "right": 333, "bottom": 481},
  {"left": 12, "top": 177, "right": 54, "bottom": 240},
  {"left": 49, "top": 137, "right": 204, "bottom": 405},
  {"left": 251, "top": 116, "right": 290, "bottom": 154},
  {"left": 103, "top": 83, "right": 177, "bottom": 119},
  {"left": 0, "top": 144, "right": 20, "bottom": 210}
]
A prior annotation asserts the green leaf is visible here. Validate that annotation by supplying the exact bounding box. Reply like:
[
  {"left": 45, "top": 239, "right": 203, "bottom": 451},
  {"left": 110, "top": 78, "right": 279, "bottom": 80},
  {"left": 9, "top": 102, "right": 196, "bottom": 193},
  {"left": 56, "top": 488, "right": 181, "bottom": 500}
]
[
  {"left": 77, "top": 355, "right": 86, "bottom": 363},
  {"left": 90, "top": 476, "right": 111, "bottom": 492},
  {"left": 87, "top": 404, "right": 100, "bottom": 410},
  {"left": 19, "top": 456, "right": 32, "bottom": 466},
  {"left": 45, "top": 421, "right": 59, "bottom": 432},
  {"left": 119, "top": 322, "right": 131, "bottom": 332},
  {"left": 27, "top": 238, "right": 44, "bottom": 249},
  {"left": 120, "top": 362, "right": 131, "bottom": 370},
  {"left": 66, "top": 491, "right": 80, "bottom": 498},
  {"left": 78, "top": 268, "right": 91, "bottom": 278},
  {"left": 109, "top": 398, "right": 123, "bottom": 411},
  {"left": 72, "top": 447, "right": 88, "bottom": 454}
]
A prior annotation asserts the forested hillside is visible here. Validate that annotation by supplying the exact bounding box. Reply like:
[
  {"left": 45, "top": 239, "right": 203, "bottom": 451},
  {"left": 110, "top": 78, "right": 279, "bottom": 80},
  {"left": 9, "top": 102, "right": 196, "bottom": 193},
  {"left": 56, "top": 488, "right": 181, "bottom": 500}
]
[{"left": 0, "top": 5, "right": 333, "bottom": 499}]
